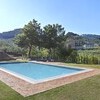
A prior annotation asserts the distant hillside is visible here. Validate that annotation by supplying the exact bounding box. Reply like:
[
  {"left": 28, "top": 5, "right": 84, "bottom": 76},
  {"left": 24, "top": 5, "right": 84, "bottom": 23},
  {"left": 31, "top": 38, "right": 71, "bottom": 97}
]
[
  {"left": 82, "top": 34, "right": 100, "bottom": 39},
  {"left": 0, "top": 29, "right": 21, "bottom": 39},
  {"left": 0, "top": 29, "right": 100, "bottom": 45},
  {"left": 81, "top": 34, "right": 100, "bottom": 44}
]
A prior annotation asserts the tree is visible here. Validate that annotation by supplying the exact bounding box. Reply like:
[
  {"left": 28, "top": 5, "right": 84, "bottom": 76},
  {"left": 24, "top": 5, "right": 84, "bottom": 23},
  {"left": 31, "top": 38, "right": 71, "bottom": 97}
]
[
  {"left": 43, "top": 24, "right": 65, "bottom": 58},
  {"left": 15, "top": 19, "right": 42, "bottom": 57},
  {"left": 56, "top": 41, "right": 73, "bottom": 61}
]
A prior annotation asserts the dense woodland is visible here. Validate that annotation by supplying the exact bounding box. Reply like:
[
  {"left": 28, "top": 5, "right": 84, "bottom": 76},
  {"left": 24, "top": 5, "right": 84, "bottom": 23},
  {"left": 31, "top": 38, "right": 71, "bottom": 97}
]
[{"left": 0, "top": 19, "right": 100, "bottom": 64}]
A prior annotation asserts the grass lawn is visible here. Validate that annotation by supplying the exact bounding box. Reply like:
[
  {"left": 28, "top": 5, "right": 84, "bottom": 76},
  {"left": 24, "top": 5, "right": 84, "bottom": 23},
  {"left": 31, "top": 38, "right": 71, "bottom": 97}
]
[
  {"left": 0, "top": 63, "right": 100, "bottom": 100},
  {"left": 65, "top": 63, "right": 100, "bottom": 69}
]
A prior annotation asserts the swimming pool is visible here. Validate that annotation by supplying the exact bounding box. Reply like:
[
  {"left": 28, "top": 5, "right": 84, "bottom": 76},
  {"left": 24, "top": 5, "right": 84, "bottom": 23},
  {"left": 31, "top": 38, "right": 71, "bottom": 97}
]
[
  {"left": 0, "top": 62, "right": 95, "bottom": 96},
  {"left": 0, "top": 62, "right": 89, "bottom": 83}
]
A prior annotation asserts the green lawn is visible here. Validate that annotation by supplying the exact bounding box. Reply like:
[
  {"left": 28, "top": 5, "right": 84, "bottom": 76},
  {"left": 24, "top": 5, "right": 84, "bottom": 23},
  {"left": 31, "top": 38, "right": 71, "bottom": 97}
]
[
  {"left": 65, "top": 63, "right": 100, "bottom": 69},
  {"left": 0, "top": 64, "right": 100, "bottom": 100}
]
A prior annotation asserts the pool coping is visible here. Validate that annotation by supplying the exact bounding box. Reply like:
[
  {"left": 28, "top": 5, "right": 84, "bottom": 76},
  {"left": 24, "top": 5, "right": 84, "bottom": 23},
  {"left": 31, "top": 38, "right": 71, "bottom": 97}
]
[{"left": 0, "top": 61, "right": 100, "bottom": 97}]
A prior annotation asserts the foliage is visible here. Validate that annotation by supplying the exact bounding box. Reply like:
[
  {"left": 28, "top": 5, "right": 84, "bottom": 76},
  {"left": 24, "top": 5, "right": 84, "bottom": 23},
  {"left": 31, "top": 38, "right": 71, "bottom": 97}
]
[
  {"left": 31, "top": 47, "right": 49, "bottom": 58},
  {"left": 0, "top": 39, "right": 22, "bottom": 54},
  {"left": 15, "top": 19, "right": 42, "bottom": 57},
  {"left": 66, "top": 50, "right": 78, "bottom": 63},
  {"left": 42, "top": 24, "right": 66, "bottom": 59},
  {"left": 43, "top": 24, "right": 65, "bottom": 50},
  {"left": 56, "top": 41, "right": 73, "bottom": 61},
  {"left": 76, "top": 49, "right": 100, "bottom": 64},
  {"left": 66, "top": 49, "right": 100, "bottom": 64}
]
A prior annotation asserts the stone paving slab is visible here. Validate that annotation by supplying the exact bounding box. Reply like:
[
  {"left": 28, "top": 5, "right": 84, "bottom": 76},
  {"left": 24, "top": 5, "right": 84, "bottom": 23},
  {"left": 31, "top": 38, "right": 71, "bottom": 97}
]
[{"left": 0, "top": 62, "right": 100, "bottom": 97}]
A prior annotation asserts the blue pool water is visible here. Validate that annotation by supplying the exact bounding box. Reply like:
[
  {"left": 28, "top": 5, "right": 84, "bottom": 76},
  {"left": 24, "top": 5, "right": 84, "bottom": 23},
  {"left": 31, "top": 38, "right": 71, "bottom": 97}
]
[{"left": 0, "top": 62, "right": 84, "bottom": 81}]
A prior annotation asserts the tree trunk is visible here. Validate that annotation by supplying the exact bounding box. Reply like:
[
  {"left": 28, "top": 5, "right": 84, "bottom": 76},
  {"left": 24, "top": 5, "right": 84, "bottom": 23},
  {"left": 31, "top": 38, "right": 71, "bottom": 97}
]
[
  {"left": 28, "top": 45, "right": 32, "bottom": 58},
  {"left": 49, "top": 48, "right": 52, "bottom": 61}
]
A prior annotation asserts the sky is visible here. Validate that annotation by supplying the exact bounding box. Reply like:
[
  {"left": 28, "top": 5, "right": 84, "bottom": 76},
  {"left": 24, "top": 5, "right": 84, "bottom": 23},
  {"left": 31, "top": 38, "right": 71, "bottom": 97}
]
[{"left": 0, "top": 0, "right": 100, "bottom": 35}]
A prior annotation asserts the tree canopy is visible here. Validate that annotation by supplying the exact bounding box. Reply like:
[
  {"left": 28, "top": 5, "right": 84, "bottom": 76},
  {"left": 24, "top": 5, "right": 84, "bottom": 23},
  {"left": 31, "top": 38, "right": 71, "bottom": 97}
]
[
  {"left": 15, "top": 19, "right": 41, "bottom": 57},
  {"left": 43, "top": 24, "right": 65, "bottom": 50}
]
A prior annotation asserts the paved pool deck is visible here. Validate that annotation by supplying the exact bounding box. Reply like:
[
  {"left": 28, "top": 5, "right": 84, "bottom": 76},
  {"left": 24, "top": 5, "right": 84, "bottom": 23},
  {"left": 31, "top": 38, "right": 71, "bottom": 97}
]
[{"left": 0, "top": 61, "right": 100, "bottom": 97}]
